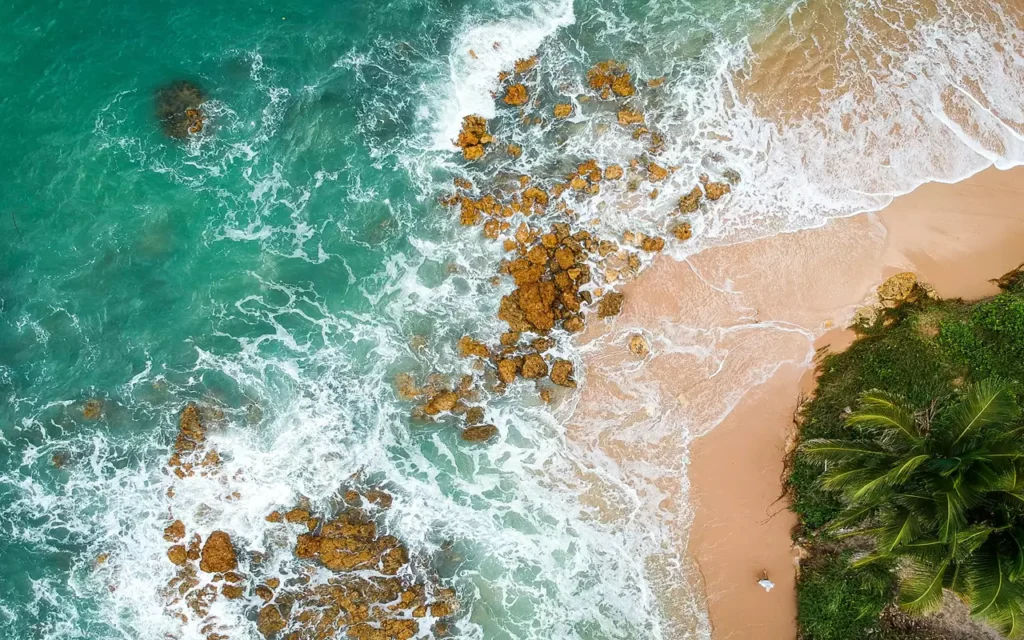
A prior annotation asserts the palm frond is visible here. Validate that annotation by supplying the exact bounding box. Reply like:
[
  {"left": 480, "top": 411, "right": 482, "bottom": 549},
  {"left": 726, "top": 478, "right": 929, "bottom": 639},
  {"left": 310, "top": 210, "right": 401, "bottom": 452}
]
[
  {"left": 899, "top": 557, "right": 951, "bottom": 615},
  {"left": 848, "top": 390, "right": 921, "bottom": 444},
  {"left": 950, "top": 379, "right": 1016, "bottom": 447},
  {"left": 800, "top": 439, "right": 890, "bottom": 464}
]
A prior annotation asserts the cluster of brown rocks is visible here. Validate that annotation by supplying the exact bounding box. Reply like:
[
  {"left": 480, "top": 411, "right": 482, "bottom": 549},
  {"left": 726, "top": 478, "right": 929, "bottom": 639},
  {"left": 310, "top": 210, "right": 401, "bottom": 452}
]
[
  {"left": 158, "top": 405, "right": 456, "bottom": 639},
  {"left": 585, "top": 60, "right": 636, "bottom": 99},
  {"left": 256, "top": 493, "right": 456, "bottom": 639},
  {"left": 454, "top": 116, "right": 494, "bottom": 161},
  {"left": 395, "top": 371, "right": 500, "bottom": 442}
]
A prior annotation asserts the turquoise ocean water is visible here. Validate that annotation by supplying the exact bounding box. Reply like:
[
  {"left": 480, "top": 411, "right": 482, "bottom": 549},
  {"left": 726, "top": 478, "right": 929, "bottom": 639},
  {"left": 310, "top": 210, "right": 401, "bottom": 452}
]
[{"left": 1, "top": 0, "right": 1021, "bottom": 637}]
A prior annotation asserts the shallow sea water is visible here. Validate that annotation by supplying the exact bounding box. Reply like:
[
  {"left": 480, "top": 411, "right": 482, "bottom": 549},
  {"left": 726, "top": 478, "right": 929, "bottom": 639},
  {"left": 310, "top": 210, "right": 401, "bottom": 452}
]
[{"left": 1, "top": 0, "right": 1021, "bottom": 637}]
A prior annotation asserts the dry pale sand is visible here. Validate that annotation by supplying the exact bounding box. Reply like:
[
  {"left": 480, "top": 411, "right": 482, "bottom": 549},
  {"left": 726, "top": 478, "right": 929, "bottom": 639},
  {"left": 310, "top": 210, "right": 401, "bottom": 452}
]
[{"left": 568, "top": 166, "right": 1024, "bottom": 639}]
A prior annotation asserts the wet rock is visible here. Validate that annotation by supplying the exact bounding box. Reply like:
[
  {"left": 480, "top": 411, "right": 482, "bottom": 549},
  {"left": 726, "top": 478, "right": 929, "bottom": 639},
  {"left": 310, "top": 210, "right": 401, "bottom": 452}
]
[
  {"left": 221, "top": 584, "right": 243, "bottom": 599},
  {"left": 424, "top": 391, "right": 459, "bottom": 415},
  {"left": 465, "top": 406, "right": 485, "bottom": 424},
  {"left": 458, "top": 336, "right": 490, "bottom": 359},
  {"left": 155, "top": 81, "right": 206, "bottom": 139},
  {"left": 648, "top": 163, "right": 668, "bottom": 182},
  {"left": 394, "top": 373, "right": 420, "bottom": 400},
  {"left": 455, "top": 115, "right": 493, "bottom": 161},
  {"left": 497, "top": 358, "right": 520, "bottom": 384},
  {"left": 550, "top": 360, "right": 576, "bottom": 387},
  {"left": 503, "top": 84, "right": 528, "bottom": 106},
  {"left": 628, "top": 334, "right": 650, "bottom": 357},
  {"left": 531, "top": 337, "right": 554, "bottom": 352},
  {"left": 174, "top": 403, "right": 206, "bottom": 457},
  {"left": 672, "top": 222, "right": 693, "bottom": 241},
  {"left": 617, "top": 109, "right": 644, "bottom": 126},
  {"left": 461, "top": 424, "right": 499, "bottom": 442},
  {"left": 704, "top": 182, "right": 731, "bottom": 200},
  {"left": 586, "top": 61, "right": 635, "bottom": 99},
  {"left": 199, "top": 531, "right": 237, "bottom": 574},
  {"left": 507, "top": 143, "right": 522, "bottom": 158},
  {"left": 604, "top": 165, "right": 624, "bottom": 180},
  {"left": 257, "top": 604, "right": 287, "bottom": 637},
  {"left": 164, "top": 520, "right": 186, "bottom": 542},
  {"left": 554, "top": 103, "right": 573, "bottom": 118},
  {"left": 514, "top": 56, "right": 538, "bottom": 74},
  {"left": 83, "top": 399, "right": 103, "bottom": 420},
  {"left": 598, "top": 292, "right": 625, "bottom": 318},
  {"left": 167, "top": 545, "right": 188, "bottom": 566},
  {"left": 878, "top": 272, "right": 917, "bottom": 305},
  {"left": 678, "top": 186, "right": 703, "bottom": 213},
  {"left": 640, "top": 236, "right": 665, "bottom": 252},
  {"left": 521, "top": 354, "right": 548, "bottom": 379}
]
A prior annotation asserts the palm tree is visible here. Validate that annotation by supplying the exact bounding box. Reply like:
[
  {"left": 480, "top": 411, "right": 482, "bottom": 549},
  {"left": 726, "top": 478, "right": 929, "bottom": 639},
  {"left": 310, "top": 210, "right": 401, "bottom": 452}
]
[{"left": 802, "top": 379, "right": 1024, "bottom": 637}]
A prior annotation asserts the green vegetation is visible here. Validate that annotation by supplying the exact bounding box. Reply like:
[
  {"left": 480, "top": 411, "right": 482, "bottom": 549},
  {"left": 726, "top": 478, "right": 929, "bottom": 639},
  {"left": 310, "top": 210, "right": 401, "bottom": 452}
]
[{"left": 790, "top": 264, "right": 1024, "bottom": 639}]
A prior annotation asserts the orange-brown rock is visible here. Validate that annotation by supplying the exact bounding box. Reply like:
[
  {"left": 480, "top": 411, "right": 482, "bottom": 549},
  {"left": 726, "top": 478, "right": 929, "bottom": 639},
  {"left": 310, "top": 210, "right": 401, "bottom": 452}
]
[
  {"left": 507, "top": 143, "right": 522, "bottom": 158},
  {"left": 679, "top": 186, "right": 702, "bottom": 213},
  {"left": 462, "top": 424, "right": 499, "bottom": 442},
  {"left": 586, "top": 60, "right": 635, "bottom": 98},
  {"left": 705, "top": 181, "right": 731, "bottom": 200},
  {"left": 521, "top": 354, "right": 548, "bottom": 379},
  {"left": 647, "top": 76, "right": 666, "bottom": 88},
  {"left": 598, "top": 292, "right": 624, "bottom": 318},
  {"left": 83, "top": 399, "right": 103, "bottom": 420},
  {"left": 257, "top": 604, "right": 287, "bottom": 637},
  {"left": 604, "top": 165, "right": 624, "bottom": 180},
  {"left": 458, "top": 336, "right": 490, "bottom": 359},
  {"left": 550, "top": 360, "right": 576, "bottom": 387},
  {"left": 199, "top": 531, "right": 237, "bottom": 574},
  {"left": 265, "top": 511, "right": 283, "bottom": 523},
  {"left": 553, "top": 103, "right": 572, "bottom": 118},
  {"left": 285, "top": 508, "right": 311, "bottom": 524},
  {"left": 455, "top": 115, "right": 492, "bottom": 161},
  {"left": 532, "top": 337, "right": 554, "bottom": 352},
  {"left": 174, "top": 403, "right": 206, "bottom": 457},
  {"left": 167, "top": 545, "right": 188, "bottom": 566},
  {"left": 648, "top": 163, "right": 668, "bottom": 182},
  {"left": 164, "top": 520, "right": 186, "bottom": 542},
  {"left": 514, "top": 56, "right": 538, "bottom": 74},
  {"left": 221, "top": 584, "right": 244, "bottom": 599},
  {"left": 628, "top": 334, "right": 650, "bottom": 357},
  {"left": 465, "top": 406, "right": 485, "bottom": 424},
  {"left": 503, "top": 84, "right": 528, "bottom": 106},
  {"left": 617, "top": 109, "right": 644, "bottom": 126},
  {"left": 424, "top": 391, "right": 458, "bottom": 415},
  {"left": 672, "top": 222, "right": 693, "bottom": 241},
  {"left": 497, "top": 358, "right": 520, "bottom": 384},
  {"left": 640, "top": 236, "right": 665, "bottom": 252}
]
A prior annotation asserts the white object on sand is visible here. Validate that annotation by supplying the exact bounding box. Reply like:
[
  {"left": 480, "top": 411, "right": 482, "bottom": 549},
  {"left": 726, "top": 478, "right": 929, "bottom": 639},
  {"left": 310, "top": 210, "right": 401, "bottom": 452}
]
[{"left": 758, "top": 578, "right": 775, "bottom": 592}]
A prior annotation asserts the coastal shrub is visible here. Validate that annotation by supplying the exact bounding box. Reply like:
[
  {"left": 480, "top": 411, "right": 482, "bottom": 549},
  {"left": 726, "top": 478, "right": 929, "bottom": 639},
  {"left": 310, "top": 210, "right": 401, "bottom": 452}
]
[
  {"left": 791, "top": 276, "right": 1024, "bottom": 638},
  {"left": 797, "top": 551, "right": 894, "bottom": 640},
  {"left": 801, "top": 380, "right": 1024, "bottom": 635}
]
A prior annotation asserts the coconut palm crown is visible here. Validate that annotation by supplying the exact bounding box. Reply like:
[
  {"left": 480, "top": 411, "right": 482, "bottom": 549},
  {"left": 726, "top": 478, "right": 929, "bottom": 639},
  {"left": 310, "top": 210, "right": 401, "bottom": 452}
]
[{"left": 802, "top": 379, "right": 1024, "bottom": 637}]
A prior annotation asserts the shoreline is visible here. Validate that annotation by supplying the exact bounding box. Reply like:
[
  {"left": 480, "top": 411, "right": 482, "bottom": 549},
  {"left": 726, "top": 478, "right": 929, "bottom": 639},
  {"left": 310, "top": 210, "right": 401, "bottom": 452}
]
[{"left": 569, "top": 165, "right": 1024, "bottom": 638}]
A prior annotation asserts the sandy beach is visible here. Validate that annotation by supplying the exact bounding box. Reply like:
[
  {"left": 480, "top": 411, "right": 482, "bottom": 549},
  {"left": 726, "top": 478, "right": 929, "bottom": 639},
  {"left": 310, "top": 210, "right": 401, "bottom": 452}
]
[{"left": 569, "top": 165, "right": 1024, "bottom": 638}]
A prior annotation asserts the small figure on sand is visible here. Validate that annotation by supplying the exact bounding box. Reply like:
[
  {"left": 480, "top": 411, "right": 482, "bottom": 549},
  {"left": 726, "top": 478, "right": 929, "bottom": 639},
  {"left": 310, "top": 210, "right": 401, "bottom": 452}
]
[{"left": 757, "top": 570, "right": 775, "bottom": 592}]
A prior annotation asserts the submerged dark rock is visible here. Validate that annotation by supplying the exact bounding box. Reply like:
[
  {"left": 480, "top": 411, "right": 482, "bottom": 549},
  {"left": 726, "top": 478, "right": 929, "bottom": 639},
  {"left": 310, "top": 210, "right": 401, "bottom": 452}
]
[{"left": 155, "top": 81, "right": 206, "bottom": 139}]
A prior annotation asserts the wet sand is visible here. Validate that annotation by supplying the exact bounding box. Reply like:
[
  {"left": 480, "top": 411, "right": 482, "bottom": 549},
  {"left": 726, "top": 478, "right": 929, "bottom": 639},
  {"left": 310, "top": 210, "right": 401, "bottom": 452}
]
[{"left": 569, "top": 165, "right": 1024, "bottom": 639}]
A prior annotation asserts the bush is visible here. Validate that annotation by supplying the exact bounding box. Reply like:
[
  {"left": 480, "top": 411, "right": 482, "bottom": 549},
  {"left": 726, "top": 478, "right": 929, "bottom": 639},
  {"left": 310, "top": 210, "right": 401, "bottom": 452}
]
[{"left": 797, "top": 552, "right": 895, "bottom": 640}]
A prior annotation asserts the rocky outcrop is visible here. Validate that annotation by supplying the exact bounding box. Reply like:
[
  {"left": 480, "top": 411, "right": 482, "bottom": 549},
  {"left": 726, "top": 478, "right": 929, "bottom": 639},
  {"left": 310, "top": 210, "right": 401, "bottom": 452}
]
[
  {"left": 586, "top": 61, "right": 636, "bottom": 99},
  {"left": 672, "top": 222, "right": 693, "bottom": 242},
  {"left": 199, "top": 531, "right": 237, "bottom": 574},
  {"left": 503, "top": 84, "right": 528, "bottom": 106},
  {"left": 877, "top": 272, "right": 917, "bottom": 306},
  {"left": 155, "top": 81, "right": 206, "bottom": 139},
  {"left": 598, "top": 293, "right": 624, "bottom": 318},
  {"left": 550, "top": 360, "right": 576, "bottom": 387},
  {"left": 455, "top": 115, "right": 493, "bottom": 161},
  {"left": 679, "top": 187, "right": 702, "bottom": 213},
  {"left": 617, "top": 109, "right": 644, "bottom": 126},
  {"left": 462, "top": 424, "right": 499, "bottom": 442},
  {"left": 704, "top": 182, "right": 731, "bottom": 200},
  {"left": 554, "top": 103, "right": 573, "bottom": 118}
]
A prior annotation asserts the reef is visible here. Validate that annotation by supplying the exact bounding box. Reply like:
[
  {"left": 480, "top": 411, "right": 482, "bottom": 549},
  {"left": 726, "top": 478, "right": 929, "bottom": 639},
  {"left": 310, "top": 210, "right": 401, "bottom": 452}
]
[
  {"left": 158, "top": 405, "right": 456, "bottom": 639},
  {"left": 586, "top": 61, "right": 636, "bottom": 99},
  {"left": 155, "top": 81, "right": 206, "bottom": 139}
]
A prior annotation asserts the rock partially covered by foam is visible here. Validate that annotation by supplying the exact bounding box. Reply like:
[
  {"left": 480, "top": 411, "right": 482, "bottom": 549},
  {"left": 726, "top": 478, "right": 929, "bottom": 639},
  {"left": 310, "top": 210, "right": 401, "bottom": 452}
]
[
  {"left": 503, "top": 84, "right": 529, "bottom": 106},
  {"left": 704, "top": 182, "right": 731, "bottom": 200},
  {"left": 550, "top": 360, "right": 576, "bottom": 387},
  {"left": 199, "top": 530, "right": 237, "bottom": 574},
  {"left": 154, "top": 81, "right": 206, "bottom": 139},
  {"left": 462, "top": 424, "right": 499, "bottom": 442},
  {"left": 586, "top": 61, "right": 635, "bottom": 99},
  {"left": 455, "top": 115, "right": 493, "bottom": 161}
]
